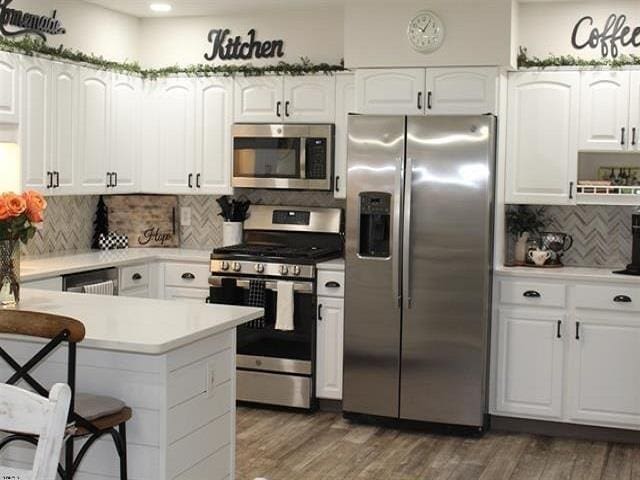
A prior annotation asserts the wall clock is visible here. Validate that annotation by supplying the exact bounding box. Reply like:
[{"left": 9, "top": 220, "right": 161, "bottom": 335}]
[{"left": 407, "top": 11, "right": 445, "bottom": 53}]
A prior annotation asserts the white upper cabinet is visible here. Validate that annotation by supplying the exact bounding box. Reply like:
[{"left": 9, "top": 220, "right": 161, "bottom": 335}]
[
  {"left": 0, "top": 52, "right": 19, "bottom": 124},
  {"left": 627, "top": 72, "right": 640, "bottom": 152},
  {"left": 283, "top": 75, "right": 335, "bottom": 123},
  {"left": 234, "top": 76, "right": 282, "bottom": 123},
  {"left": 110, "top": 75, "right": 142, "bottom": 193},
  {"left": 195, "top": 77, "right": 233, "bottom": 194},
  {"left": 567, "top": 313, "right": 640, "bottom": 428},
  {"left": 316, "top": 296, "right": 344, "bottom": 400},
  {"left": 495, "top": 309, "right": 564, "bottom": 420},
  {"left": 425, "top": 67, "right": 497, "bottom": 115},
  {"left": 20, "top": 57, "right": 50, "bottom": 193},
  {"left": 76, "top": 67, "right": 111, "bottom": 194},
  {"left": 334, "top": 73, "right": 355, "bottom": 200},
  {"left": 579, "top": 71, "right": 630, "bottom": 152},
  {"left": 156, "top": 78, "right": 196, "bottom": 193},
  {"left": 505, "top": 71, "right": 579, "bottom": 205},
  {"left": 49, "top": 62, "right": 78, "bottom": 195},
  {"left": 356, "top": 68, "right": 425, "bottom": 115}
]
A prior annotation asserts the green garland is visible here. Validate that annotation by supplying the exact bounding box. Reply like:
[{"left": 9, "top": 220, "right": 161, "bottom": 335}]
[
  {"left": 0, "top": 36, "right": 346, "bottom": 79},
  {"left": 518, "top": 46, "right": 640, "bottom": 69}
]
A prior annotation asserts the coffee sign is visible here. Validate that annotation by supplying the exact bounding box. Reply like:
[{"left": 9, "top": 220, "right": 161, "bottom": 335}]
[
  {"left": 571, "top": 14, "right": 640, "bottom": 58},
  {"left": 205, "top": 28, "right": 285, "bottom": 61},
  {"left": 0, "top": 0, "right": 66, "bottom": 40}
]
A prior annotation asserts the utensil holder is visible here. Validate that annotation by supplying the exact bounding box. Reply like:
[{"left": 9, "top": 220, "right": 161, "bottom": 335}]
[{"left": 222, "top": 222, "right": 243, "bottom": 247}]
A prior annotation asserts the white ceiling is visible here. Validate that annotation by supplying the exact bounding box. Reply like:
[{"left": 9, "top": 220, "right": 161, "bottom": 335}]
[{"left": 82, "top": 0, "right": 348, "bottom": 18}]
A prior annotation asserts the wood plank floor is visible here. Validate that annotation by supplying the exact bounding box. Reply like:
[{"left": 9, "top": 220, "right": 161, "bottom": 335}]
[{"left": 236, "top": 407, "right": 640, "bottom": 480}]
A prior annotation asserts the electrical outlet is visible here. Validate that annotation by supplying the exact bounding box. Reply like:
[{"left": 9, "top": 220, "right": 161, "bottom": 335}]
[
  {"left": 180, "top": 207, "right": 192, "bottom": 227},
  {"left": 206, "top": 362, "right": 216, "bottom": 398}
]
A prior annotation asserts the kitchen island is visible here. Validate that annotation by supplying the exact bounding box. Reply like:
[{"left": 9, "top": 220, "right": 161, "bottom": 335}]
[{"left": 0, "top": 289, "right": 263, "bottom": 480}]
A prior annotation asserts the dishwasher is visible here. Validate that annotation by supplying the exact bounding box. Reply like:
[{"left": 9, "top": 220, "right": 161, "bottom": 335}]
[{"left": 62, "top": 268, "right": 119, "bottom": 295}]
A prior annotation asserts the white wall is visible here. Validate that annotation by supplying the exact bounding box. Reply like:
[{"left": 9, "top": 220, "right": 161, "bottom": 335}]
[
  {"left": 138, "top": 7, "right": 344, "bottom": 68},
  {"left": 7, "top": 0, "right": 140, "bottom": 62},
  {"left": 344, "top": 0, "right": 516, "bottom": 69},
  {"left": 519, "top": 0, "right": 640, "bottom": 59}
]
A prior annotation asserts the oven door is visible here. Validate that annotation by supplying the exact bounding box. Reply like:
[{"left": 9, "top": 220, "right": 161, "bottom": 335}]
[
  {"left": 232, "top": 124, "right": 333, "bottom": 190},
  {"left": 209, "top": 275, "right": 316, "bottom": 408}
]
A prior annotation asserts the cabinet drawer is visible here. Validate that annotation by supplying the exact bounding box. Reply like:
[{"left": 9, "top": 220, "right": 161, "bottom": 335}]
[
  {"left": 575, "top": 285, "right": 640, "bottom": 312},
  {"left": 499, "top": 280, "right": 566, "bottom": 308},
  {"left": 317, "top": 270, "right": 345, "bottom": 298},
  {"left": 120, "top": 263, "right": 149, "bottom": 291},
  {"left": 165, "top": 262, "right": 210, "bottom": 289}
]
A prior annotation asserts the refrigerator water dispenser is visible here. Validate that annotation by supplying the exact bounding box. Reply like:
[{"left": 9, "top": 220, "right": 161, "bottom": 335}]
[{"left": 359, "top": 192, "right": 391, "bottom": 258}]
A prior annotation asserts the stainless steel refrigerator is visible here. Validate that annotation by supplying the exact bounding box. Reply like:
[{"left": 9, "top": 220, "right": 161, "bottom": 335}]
[{"left": 343, "top": 115, "right": 496, "bottom": 429}]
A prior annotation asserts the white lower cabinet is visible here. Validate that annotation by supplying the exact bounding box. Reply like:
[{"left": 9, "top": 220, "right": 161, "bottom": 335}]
[
  {"left": 493, "top": 275, "right": 640, "bottom": 431},
  {"left": 316, "top": 296, "right": 344, "bottom": 400},
  {"left": 495, "top": 308, "right": 564, "bottom": 419},
  {"left": 567, "top": 313, "right": 640, "bottom": 427},
  {"left": 165, "top": 287, "right": 210, "bottom": 303}
]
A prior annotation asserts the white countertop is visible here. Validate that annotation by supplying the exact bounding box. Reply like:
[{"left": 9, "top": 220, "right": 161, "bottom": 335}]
[
  {"left": 496, "top": 265, "right": 640, "bottom": 284},
  {"left": 5, "top": 289, "right": 263, "bottom": 354},
  {"left": 21, "top": 248, "right": 211, "bottom": 281},
  {"left": 317, "top": 258, "right": 345, "bottom": 271}
]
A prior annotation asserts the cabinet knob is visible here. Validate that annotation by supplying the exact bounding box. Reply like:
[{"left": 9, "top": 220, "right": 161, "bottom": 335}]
[
  {"left": 325, "top": 281, "right": 341, "bottom": 288},
  {"left": 523, "top": 290, "right": 541, "bottom": 298},
  {"left": 182, "top": 272, "right": 196, "bottom": 280},
  {"left": 614, "top": 295, "right": 632, "bottom": 303}
]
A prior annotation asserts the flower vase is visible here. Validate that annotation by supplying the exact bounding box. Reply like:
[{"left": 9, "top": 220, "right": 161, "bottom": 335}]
[
  {"left": 0, "top": 239, "right": 20, "bottom": 306},
  {"left": 514, "top": 232, "right": 529, "bottom": 266}
]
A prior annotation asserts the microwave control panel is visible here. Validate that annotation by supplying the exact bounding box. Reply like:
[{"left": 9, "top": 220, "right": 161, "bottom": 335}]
[{"left": 305, "top": 138, "right": 328, "bottom": 180}]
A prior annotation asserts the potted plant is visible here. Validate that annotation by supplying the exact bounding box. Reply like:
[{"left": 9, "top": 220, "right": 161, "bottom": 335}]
[
  {"left": 0, "top": 191, "right": 47, "bottom": 305},
  {"left": 505, "top": 205, "right": 550, "bottom": 266}
]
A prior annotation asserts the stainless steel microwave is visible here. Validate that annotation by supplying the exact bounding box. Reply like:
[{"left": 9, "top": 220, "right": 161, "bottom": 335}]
[{"left": 232, "top": 124, "right": 334, "bottom": 190}]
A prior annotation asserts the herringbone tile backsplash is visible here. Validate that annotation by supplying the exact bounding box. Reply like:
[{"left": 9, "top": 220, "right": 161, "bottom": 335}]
[
  {"left": 23, "top": 196, "right": 99, "bottom": 257},
  {"left": 511, "top": 205, "right": 637, "bottom": 268}
]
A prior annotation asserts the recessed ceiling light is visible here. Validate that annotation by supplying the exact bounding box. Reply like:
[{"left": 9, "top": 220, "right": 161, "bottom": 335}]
[{"left": 149, "top": 3, "right": 172, "bottom": 13}]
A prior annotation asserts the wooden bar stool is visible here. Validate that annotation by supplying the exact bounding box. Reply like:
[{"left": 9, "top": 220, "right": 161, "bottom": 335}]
[{"left": 0, "top": 310, "right": 132, "bottom": 480}]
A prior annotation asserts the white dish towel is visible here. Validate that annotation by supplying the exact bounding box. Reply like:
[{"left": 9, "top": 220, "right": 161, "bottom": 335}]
[
  {"left": 82, "top": 280, "right": 115, "bottom": 296},
  {"left": 275, "top": 281, "right": 295, "bottom": 331}
]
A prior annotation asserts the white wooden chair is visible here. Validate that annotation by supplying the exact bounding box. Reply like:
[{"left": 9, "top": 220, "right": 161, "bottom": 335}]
[{"left": 0, "top": 383, "right": 71, "bottom": 480}]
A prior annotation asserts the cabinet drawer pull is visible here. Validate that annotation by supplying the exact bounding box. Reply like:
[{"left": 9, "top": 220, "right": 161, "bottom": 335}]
[
  {"left": 633, "top": 127, "right": 638, "bottom": 146},
  {"left": 523, "top": 290, "right": 541, "bottom": 298},
  {"left": 46, "top": 171, "right": 53, "bottom": 189},
  {"left": 325, "top": 281, "right": 341, "bottom": 288},
  {"left": 335, "top": 176, "right": 340, "bottom": 192},
  {"left": 196, "top": 173, "right": 201, "bottom": 188},
  {"left": 569, "top": 181, "right": 574, "bottom": 199},
  {"left": 54, "top": 171, "right": 60, "bottom": 188},
  {"left": 621, "top": 127, "right": 626, "bottom": 146},
  {"left": 188, "top": 173, "right": 193, "bottom": 188},
  {"left": 614, "top": 295, "right": 632, "bottom": 303},
  {"left": 132, "top": 273, "right": 142, "bottom": 281},
  {"left": 113, "top": 171, "right": 117, "bottom": 187},
  {"left": 181, "top": 272, "right": 196, "bottom": 280},
  {"left": 557, "top": 320, "right": 562, "bottom": 339},
  {"left": 318, "top": 304, "right": 323, "bottom": 321},
  {"left": 276, "top": 101, "right": 282, "bottom": 117},
  {"left": 285, "top": 101, "right": 290, "bottom": 117},
  {"left": 575, "top": 321, "right": 580, "bottom": 340},
  {"left": 417, "top": 91, "right": 423, "bottom": 110},
  {"left": 427, "top": 91, "right": 433, "bottom": 110}
]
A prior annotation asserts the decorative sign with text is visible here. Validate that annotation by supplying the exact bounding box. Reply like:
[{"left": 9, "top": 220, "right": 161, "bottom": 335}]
[
  {"left": 0, "top": 0, "right": 66, "bottom": 40},
  {"left": 571, "top": 14, "right": 640, "bottom": 58},
  {"left": 205, "top": 28, "right": 285, "bottom": 61}
]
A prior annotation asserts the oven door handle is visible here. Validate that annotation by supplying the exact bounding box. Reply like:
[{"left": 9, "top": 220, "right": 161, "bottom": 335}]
[{"left": 209, "top": 276, "right": 314, "bottom": 293}]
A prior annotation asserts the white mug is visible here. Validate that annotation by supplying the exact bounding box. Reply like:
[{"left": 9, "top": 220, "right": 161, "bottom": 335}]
[{"left": 528, "top": 249, "right": 551, "bottom": 266}]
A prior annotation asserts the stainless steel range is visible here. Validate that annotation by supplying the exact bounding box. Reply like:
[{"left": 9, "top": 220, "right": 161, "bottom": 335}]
[{"left": 208, "top": 205, "right": 343, "bottom": 409}]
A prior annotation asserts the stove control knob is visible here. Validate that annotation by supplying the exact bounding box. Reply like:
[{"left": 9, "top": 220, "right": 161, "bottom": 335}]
[
  {"left": 279, "top": 265, "right": 289, "bottom": 276},
  {"left": 232, "top": 262, "right": 242, "bottom": 272},
  {"left": 255, "top": 264, "right": 265, "bottom": 273},
  {"left": 220, "top": 261, "right": 229, "bottom": 271},
  {"left": 292, "top": 265, "right": 301, "bottom": 276}
]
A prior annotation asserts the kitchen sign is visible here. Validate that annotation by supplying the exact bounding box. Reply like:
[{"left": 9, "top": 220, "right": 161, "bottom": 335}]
[
  {"left": 0, "top": 0, "right": 66, "bottom": 40},
  {"left": 205, "top": 28, "right": 285, "bottom": 61},
  {"left": 571, "top": 14, "right": 640, "bottom": 58}
]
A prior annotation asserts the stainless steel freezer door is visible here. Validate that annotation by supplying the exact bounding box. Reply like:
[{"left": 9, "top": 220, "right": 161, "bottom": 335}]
[
  {"left": 343, "top": 115, "right": 405, "bottom": 418},
  {"left": 400, "top": 115, "right": 496, "bottom": 426}
]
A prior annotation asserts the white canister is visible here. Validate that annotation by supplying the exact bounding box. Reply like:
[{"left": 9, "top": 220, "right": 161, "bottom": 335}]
[{"left": 222, "top": 221, "right": 243, "bottom": 246}]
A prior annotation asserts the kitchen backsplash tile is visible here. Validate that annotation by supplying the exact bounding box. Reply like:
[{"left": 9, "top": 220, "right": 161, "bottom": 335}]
[
  {"left": 24, "top": 196, "right": 99, "bottom": 257},
  {"left": 513, "top": 204, "right": 636, "bottom": 268}
]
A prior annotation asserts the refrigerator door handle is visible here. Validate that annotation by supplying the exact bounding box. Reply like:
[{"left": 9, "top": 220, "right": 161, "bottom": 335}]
[
  {"left": 392, "top": 156, "right": 404, "bottom": 309},
  {"left": 402, "top": 157, "right": 413, "bottom": 309}
]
